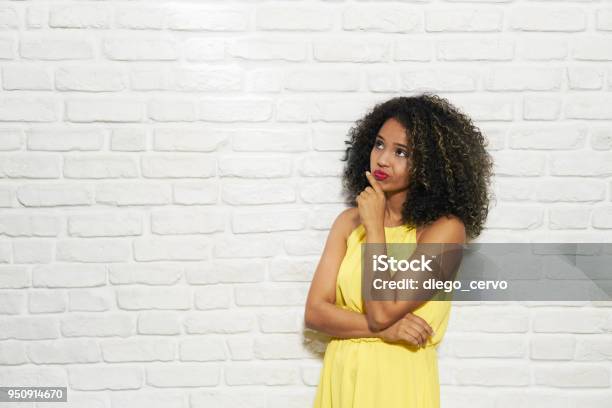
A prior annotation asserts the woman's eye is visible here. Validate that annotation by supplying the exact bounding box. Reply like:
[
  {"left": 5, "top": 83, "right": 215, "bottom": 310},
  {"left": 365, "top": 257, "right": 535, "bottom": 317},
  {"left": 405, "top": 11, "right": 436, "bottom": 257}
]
[
  {"left": 397, "top": 150, "right": 408, "bottom": 157},
  {"left": 375, "top": 140, "right": 384, "bottom": 149}
]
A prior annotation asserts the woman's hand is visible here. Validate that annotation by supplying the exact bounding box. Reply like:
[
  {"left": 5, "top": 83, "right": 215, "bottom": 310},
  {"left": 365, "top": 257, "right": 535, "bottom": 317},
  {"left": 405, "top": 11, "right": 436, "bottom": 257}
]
[
  {"left": 377, "top": 313, "right": 434, "bottom": 347},
  {"left": 356, "top": 171, "right": 386, "bottom": 232}
]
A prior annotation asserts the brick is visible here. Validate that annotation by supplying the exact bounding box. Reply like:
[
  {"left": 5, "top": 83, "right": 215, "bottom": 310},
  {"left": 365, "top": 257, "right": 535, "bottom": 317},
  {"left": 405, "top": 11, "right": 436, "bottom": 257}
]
[
  {"left": 27, "top": 339, "right": 100, "bottom": 364},
  {"left": 518, "top": 38, "right": 567, "bottom": 60},
  {"left": 168, "top": 9, "right": 248, "bottom": 31},
  {"left": 225, "top": 362, "right": 298, "bottom": 385},
  {"left": 269, "top": 257, "right": 316, "bottom": 282},
  {"left": 534, "top": 364, "right": 610, "bottom": 387},
  {"left": 103, "top": 38, "right": 178, "bottom": 61},
  {"left": 571, "top": 37, "right": 612, "bottom": 60},
  {"left": 593, "top": 207, "right": 612, "bottom": 229},
  {"left": 285, "top": 69, "right": 360, "bottom": 92},
  {"left": 533, "top": 309, "right": 608, "bottom": 333},
  {"left": 455, "top": 362, "right": 530, "bottom": 386},
  {"left": 523, "top": 95, "right": 561, "bottom": 120},
  {"left": 234, "top": 284, "right": 308, "bottom": 306},
  {"left": 141, "top": 155, "right": 216, "bottom": 178},
  {"left": 66, "top": 98, "right": 144, "bottom": 122},
  {"left": 61, "top": 313, "right": 134, "bottom": 337},
  {"left": 146, "top": 365, "right": 220, "bottom": 387},
  {"left": 486, "top": 206, "right": 543, "bottom": 229},
  {"left": 222, "top": 180, "right": 295, "bottom": 205},
  {"left": 536, "top": 179, "right": 605, "bottom": 202},
  {"left": 213, "top": 233, "right": 283, "bottom": 258},
  {"left": 116, "top": 287, "right": 192, "bottom": 310},
  {"left": 492, "top": 151, "right": 545, "bottom": 176},
  {"left": 184, "top": 38, "right": 225, "bottom": 61},
  {"left": 17, "top": 183, "right": 93, "bottom": 207},
  {"left": 400, "top": 68, "right": 478, "bottom": 92},
  {"left": 108, "top": 129, "right": 141, "bottom": 156},
  {"left": 56, "top": 239, "right": 130, "bottom": 262},
  {"left": 550, "top": 151, "right": 612, "bottom": 176},
  {"left": 219, "top": 156, "right": 292, "bottom": 178},
  {"left": 28, "top": 290, "right": 65, "bottom": 313},
  {"left": 148, "top": 99, "right": 197, "bottom": 122},
  {"left": 229, "top": 39, "right": 306, "bottom": 62},
  {"left": 3, "top": 65, "right": 52, "bottom": 90},
  {"left": 0, "top": 341, "right": 27, "bottom": 365},
  {"left": 0, "top": 291, "right": 26, "bottom": 314},
  {"left": 449, "top": 306, "right": 529, "bottom": 333},
  {"left": 427, "top": 9, "right": 503, "bottom": 32},
  {"left": 231, "top": 128, "right": 310, "bottom": 152},
  {"left": 253, "top": 334, "right": 312, "bottom": 359},
  {"left": 101, "top": 339, "right": 174, "bottom": 362},
  {"left": 232, "top": 210, "right": 307, "bottom": 233},
  {"left": 20, "top": 34, "right": 93, "bottom": 60},
  {"left": 69, "top": 366, "right": 143, "bottom": 390},
  {"left": 0, "top": 316, "right": 59, "bottom": 340},
  {"left": 167, "top": 67, "right": 243, "bottom": 92},
  {"left": 137, "top": 311, "right": 180, "bottom": 335},
  {"left": 68, "top": 211, "right": 142, "bottom": 237},
  {"left": 183, "top": 311, "right": 255, "bottom": 334},
  {"left": 151, "top": 208, "right": 225, "bottom": 234},
  {"left": 199, "top": 99, "right": 273, "bottom": 122},
  {"left": 449, "top": 333, "right": 526, "bottom": 358},
  {"left": 566, "top": 94, "right": 612, "bottom": 119},
  {"left": 530, "top": 334, "right": 575, "bottom": 360},
  {"left": 256, "top": 6, "right": 332, "bottom": 31},
  {"left": 96, "top": 183, "right": 172, "bottom": 206},
  {"left": 185, "top": 260, "right": 266, "bottom": 284},
  {"left": 64, "top": 155, "right": 138, "bottom": 179},
  {"left": 110, "top": 392, "right": 185, "bottom": 408},
  {"left": 194, "top": 285, "right": 231, "bottom": 310},
  {"left": 15, "top": 239, "right": 53, "bottom": 263},
  {"left": 0, "top": 267, "right": 29, "bottom": 288},
  {"left": 27, "top": 128, "right": 105, "bottom": 151},
  {"left": 509, "top": 8, "right": 586, "bottom": 32},
  {"left": 179, "top": 337, "right": 226, "bottom": 361},
  {"left": 49, "top": 5, "right": 111, "bottom": 28},
  {"left": 115, "top": 6, "right": 165, "bottom": 29},
  {"left": 0, "top": 96, "right": 58, "bottom": 122},
  {"left": 56, "top": 66, "right": 125, "bottom": 92},
  {"left": 568, "top": 67, "right": 605, "bottom": 90},
  {"left": 153, "top": 128, "right": 227, "bottom": 152},
  {"left": 68, "top": 288, "right": 112, "bottom": 312},
  {"left": 343, "top": 6, "right": 421, "bottom": 33},
  {"left": 508, "top": 125, "right": 586, "bottom": 149},
  {"left": 486, "top": 67, "right": 563, "bottom": 91}
]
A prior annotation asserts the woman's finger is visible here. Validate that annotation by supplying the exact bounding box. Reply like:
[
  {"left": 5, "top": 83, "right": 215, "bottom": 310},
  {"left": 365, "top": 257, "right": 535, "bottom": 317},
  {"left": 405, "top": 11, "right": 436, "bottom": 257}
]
[
  {"left": 404, "top": 314, "right": 434, "bottom": 336},
  {"left": 405, "top": 326, "right": 425, "bottom": 346},
  {"left": 365, "top": 171, "right": 383, "bottom": 194},
  {"left": 402, "top": 329, "right": 421, "bottom": 347}
]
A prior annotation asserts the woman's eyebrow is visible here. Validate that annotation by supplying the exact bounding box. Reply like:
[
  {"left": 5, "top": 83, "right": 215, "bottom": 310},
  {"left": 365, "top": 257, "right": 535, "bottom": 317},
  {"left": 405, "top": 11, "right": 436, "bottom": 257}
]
[{"left": 376, "top": 134, "right": 409, "bottom": 149}]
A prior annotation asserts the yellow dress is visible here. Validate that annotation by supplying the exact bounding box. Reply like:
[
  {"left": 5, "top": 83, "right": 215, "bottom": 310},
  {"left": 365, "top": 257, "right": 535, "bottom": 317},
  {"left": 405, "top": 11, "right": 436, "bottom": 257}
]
[{"left": 313, "top": 223, "right": 452, "bottom": 408}]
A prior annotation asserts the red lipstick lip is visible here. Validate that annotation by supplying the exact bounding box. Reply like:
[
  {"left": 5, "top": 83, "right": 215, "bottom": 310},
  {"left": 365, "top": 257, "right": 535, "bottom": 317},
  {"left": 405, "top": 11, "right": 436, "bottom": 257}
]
[{"left": 373, "top": 170, "right": 389, "bottom": 180}]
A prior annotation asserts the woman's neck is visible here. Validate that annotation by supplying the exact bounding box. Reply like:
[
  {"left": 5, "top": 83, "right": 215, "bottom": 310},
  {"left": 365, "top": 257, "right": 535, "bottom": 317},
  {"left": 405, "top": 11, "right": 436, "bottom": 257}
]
[{"left": 383, "top": 189, "right": 408, "bottom": 225}]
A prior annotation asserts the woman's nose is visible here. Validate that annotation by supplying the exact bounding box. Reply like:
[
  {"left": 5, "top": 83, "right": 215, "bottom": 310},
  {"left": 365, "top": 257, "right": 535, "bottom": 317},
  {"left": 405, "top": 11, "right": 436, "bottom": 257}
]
[{"left": 377, "top": 149, "right": 391, "bottom": 166}]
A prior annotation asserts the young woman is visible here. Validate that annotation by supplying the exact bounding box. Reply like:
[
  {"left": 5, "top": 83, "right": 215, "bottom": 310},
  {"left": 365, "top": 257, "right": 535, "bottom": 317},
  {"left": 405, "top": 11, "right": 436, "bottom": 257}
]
[{"left": 304, "top": 94, "right": 494, "bottom": 408}]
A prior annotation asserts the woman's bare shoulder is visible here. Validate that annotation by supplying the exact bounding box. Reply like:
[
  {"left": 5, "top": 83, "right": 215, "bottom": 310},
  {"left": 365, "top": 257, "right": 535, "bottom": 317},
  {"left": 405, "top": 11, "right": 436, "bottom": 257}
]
[
  {"left": 417, "top": 214, "right": 466, "bottom": 244},
  {"left": 336, "top": 207, "right": 361, "bottom": 240}
]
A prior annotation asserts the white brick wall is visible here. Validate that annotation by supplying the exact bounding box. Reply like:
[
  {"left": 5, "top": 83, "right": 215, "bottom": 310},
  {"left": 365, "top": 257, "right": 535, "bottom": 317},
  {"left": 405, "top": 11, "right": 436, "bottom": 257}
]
[{"left": 0, "top": 1, "right": 611, "bottom": 407}]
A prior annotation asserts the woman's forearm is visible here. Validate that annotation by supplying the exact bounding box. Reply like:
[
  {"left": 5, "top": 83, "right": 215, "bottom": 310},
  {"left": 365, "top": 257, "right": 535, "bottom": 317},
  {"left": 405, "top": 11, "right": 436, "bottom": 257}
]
[{"left": 306, "top": 301, "right": 383, "bottom": 339}]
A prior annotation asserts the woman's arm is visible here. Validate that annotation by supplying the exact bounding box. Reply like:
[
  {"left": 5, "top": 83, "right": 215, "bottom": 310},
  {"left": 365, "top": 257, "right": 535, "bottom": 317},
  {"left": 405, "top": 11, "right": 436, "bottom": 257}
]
[
  {"left": 364, "top": 216, "right": 466, "bottom": 331},
  {"left": 304, "top": 208, "right": 435, "bottom": 345},
  {"left": 304, "top": 208, "right": 382, "bottom": 338}
]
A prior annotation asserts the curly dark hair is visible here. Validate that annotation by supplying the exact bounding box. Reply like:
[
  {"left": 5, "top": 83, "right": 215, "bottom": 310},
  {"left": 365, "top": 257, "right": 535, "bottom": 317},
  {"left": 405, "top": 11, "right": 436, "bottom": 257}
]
[{"left": 341, "top": 93, "right": 495, "bottom": 240}]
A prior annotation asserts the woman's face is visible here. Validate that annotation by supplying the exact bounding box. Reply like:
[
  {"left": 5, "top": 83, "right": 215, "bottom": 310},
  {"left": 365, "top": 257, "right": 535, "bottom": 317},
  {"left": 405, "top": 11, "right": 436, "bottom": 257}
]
[{"left": 369, "top": 117, "right": 412, "bottom": 193}]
